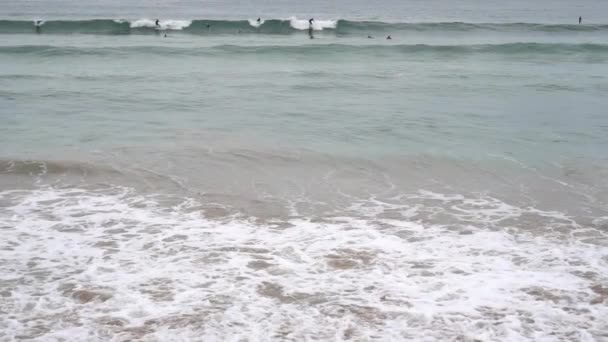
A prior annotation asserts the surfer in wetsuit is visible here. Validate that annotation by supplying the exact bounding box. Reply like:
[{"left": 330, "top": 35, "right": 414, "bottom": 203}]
[
  {"left": 386, "top": 35, "right": 392, "bottom": 40},
  {"left": 155, "top": 19, "right": 160, "bottom": 27},
  {"left": 35, "top": 20, "right": 42, "bottom": 33},
  {"left": 308, "top": 18, "right": 314, "bottom": 39},
  {"left": 257, "top": 18, "right": 261, "bottom": 24},
  {"left": 579, "top": 16, "right": 582, "bottom": 24}
]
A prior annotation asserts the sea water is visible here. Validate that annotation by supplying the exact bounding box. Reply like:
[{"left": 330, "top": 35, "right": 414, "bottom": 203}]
[{"left": 1, "top": 0, "right": 607, "bottom": 341}]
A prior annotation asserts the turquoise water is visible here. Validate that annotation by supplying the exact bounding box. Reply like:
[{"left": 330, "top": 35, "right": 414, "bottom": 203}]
[
  {"left": 1, "top": 1, "right": 608, "bottom": 341},
  {"left": 2, "top": 33, "right": 607, "bottom": 160}
]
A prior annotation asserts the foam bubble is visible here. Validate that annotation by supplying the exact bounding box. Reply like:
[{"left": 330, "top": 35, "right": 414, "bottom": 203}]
[{"left": 0, "top": 186, "right": 606, "bottom": 341}]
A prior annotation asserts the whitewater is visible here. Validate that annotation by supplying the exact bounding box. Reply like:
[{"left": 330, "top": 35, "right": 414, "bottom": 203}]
[
  {"left": 1, "top": 0, "right": 608, "bottom": 341},
  {"left": 2, "top": 18, "right": 608, "bottom": 35}
]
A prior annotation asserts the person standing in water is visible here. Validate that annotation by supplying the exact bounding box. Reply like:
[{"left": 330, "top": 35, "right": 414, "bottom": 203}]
[
  {"left": 579, "top": 16, "right": 582, "bottom": 24},
  {"left": 308, "top": 18, "right": 314, "bottom": 39}
]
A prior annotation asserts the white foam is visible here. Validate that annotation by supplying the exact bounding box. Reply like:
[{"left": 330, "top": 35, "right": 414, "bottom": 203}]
[
  {"left": 0, "top": 187, "right": 606, "bottom": 341},
  {"left": 248, "top": 18, "right": 265, "bottom": 28},
  {"left": 129, "top": 19, "right": 192, "bottom": 30},
  {"left": 289, "top": 16, "right": 337, "bottom": 31}
]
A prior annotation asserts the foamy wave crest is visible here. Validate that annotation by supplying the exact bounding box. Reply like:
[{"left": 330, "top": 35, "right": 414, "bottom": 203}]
[
  {"left": 130, "top": 18, "right": 192, "bottom": 30},
  {"left": 289, "top": 17, "right": 337, "bottom": 31},
  {"left": 2, "top": 19, "right": 607, "bottom": 35},
  {"left": 247, "top": 18, "right": 265, "bottom": 28}
]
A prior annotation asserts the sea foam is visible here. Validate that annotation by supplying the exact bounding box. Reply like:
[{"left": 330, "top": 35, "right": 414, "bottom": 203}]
[
  {"left": 248, "top": 18, "right": 265, "bottom": 28},
  {"left": 289, "top": 17, "right": 337, "bottom": 31},
  {"left": 0, "top": 186, "right": 606, "bottom": 341},
  {"left": 130, "top": 18, "right": 192, "bottom": 30}
]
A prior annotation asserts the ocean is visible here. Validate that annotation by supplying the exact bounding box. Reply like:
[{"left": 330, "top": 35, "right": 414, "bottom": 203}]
[{"left": 1, "top": 0, "right": 607, "bottom": 341}]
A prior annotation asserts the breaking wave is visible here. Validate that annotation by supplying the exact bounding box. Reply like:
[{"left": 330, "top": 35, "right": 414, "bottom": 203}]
[{"left": 1, "top": 18, "right": 607, "bottom": 35}]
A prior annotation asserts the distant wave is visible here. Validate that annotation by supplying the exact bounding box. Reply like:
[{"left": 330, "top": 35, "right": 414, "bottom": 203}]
[
  {"left": 1, "top": 18, "right": 607, "bottom": 35},
  {"left": 128, "top": 18, "right": 192, "bottom": 30},
  {"left": 2, "top": 43, "right": 607, "bottom": 57}
]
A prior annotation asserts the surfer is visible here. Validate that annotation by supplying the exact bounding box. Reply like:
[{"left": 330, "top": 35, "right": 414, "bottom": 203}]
[
  {"left": 257, "top": 18, "right": 261, "bottom": 24},
  {"left": 308, "top": 18, "right": 314, "bottom": 39},
  {"left": 386, "top": 35, "right": 392, "bottom": 40},
  {"left": 35, "top": 20, "right": 42, "bottom": 33},
  {"left": 579, "top": 16, "right": 582, "bottom": 24},
  {"left": 155, "top": 19, "right": 160, "bottom": 27},
  {"left": 368, "top": 35, "right": 373, "bottom": 38}
]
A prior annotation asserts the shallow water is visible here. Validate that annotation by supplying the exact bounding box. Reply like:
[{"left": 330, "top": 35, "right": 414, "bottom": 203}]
[{"left": 1, "top": 0, "right": 608, "bottom": 341}]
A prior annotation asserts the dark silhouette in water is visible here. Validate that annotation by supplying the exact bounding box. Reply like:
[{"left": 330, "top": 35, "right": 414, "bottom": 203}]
[
  {"left": 155, "top": 19, "right": 160, "bottom": 27},
  {"left": 257, "top": 18, "right": 261, "bottom": 23},
  {"left": 35, "top": 20, "right": 42, "bottom": 33},
  {"left": 386, "top": 35, "right": 392, "bottom": 40},
  {"left": 368, "top": 35, "right": 373, "bottom": 38},
  {"left": 308, "top": 18, "right": 314, "bottom": 39},
  {"left": 579, "top": 16, "right": 582, "bottom": 24}
]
